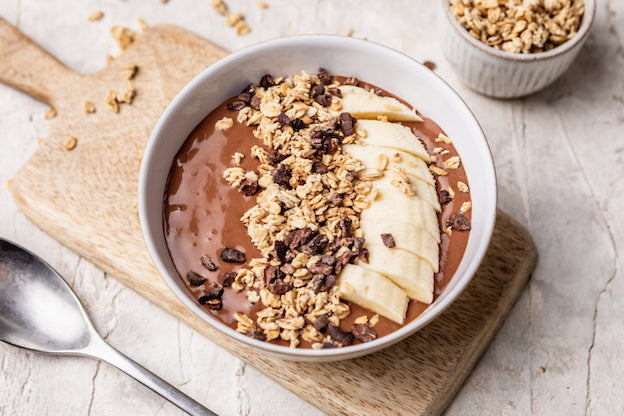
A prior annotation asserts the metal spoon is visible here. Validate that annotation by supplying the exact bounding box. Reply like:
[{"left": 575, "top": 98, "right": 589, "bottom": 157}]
[{"left": 0, "top": 238, "right": 217, "bottom": 416}]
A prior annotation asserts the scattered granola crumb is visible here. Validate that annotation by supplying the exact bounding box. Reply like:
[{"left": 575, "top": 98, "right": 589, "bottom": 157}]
[
  {"left": 226, "top": 12, "right": 242, "bottom": 26},
  {"left": 84, "top": 101, "right": 96, "bottom": 113},
  {"left": 448, "top": 186, "right": 456, "bottom": 198},
  {"left": 354, "top": 315, "right": 368, "bottom": 325},
  {"left": 212, "top": 0, "right": 228, "bottom": 15},
  {"left": 444, "top": 226, "right": 453, "bottom": 236},
  {"left": 160, "top": 0, "right": 168, "bottom": 3},
  {"left": 121, "top": 65, "right": 138, "bottom": 80},
  {"left": 235, "top": 20, "right": 251, "bottom": 36},
  {"left": 391, "top": 152, "right": 401, "bottom": 163},
  {"left": 88, "top": 11, "right": 104, "bottom": 22},
  {"left": 116, "top": 85, "right": 135, "bottom": 104},
  {"left": 433, "top": 147, "right": 443, "bottom": 154},
  {"left": 110, "top": 26, "right": 134, "bottom": 50},
  {"left": 444, "top": 156, "right": 461, "bottom": 169},
  {"left": 375, "top": 154, "right": 388, "bottom": 172},
  {"left": 460, "top": 201, "right": 472, "bottom": 214},
  {"left": 44, "top": 108, "right": 56, "bottom": 120},
  {"left": 457, "top": 181, "right": 469, "bottom": 192},
  {"left": 37, "top": 137, "right": 44, "bottom": 145},
  {"left": 63, "top": 136, "right": 77, "bottom": 151},
  {"left": 369, "top": 314, "right": 380, "bottom": 326},
  {"left": 377, "top": 115, "right": 389, "bottom": 122},
  {"left": 106, "top": 90, "right": 119, "bottom": 113},
  {"left": 346, "top": 28, "right": 355, "bottom": 37},
  {"left": 7, "top": 178, "right": 13, "bottom": 190},
  {"left": 106, "top": 54, "right": 114, "bottom": 63},
  {"left": 435, "top": 132, "right": 452, "bottom": 144},
  {"left": 138, "top": 18, "right": 148, "bottom": 31},
  {"left": 215, "top": 116, "right": 234, "bottom": 131},
  {"left": 255, "top": 0, "right": 268, "bottom": 8},
  {"left": 232, "top": 152, "right": 244, "bottom": 166},
  {"left": 429, "top": 165, "right": 448, "bottom": 176}
]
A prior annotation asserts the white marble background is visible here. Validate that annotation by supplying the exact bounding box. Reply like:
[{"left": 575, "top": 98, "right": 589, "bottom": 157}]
[{"left": 0, "top": 1, "right": 623, "bottom": 415}]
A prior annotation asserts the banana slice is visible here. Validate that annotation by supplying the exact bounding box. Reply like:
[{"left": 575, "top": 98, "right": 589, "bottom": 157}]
[
  {"left": 360, "top": 219, "right": 440, "bottom": 272},
  {"left": 355, "top": 120, "right": 430, "bottom": 163},
  {"left": 370, "top": 174, "right": 440, "bottom": 212},
  {"left": 360, "top": 245, "right": 434, "bottom": 304},
  {"left": 335, "top": 85, "right": 423, "bottom": 122},
  {"left": 337, "top": 264, "right": 409, "bottom": 324},
  {"left": 361, "top": 188, "right": 441, "bottom": 242},
  {"left": 343, "top": 144, "right": 435, "bottom": 186}
]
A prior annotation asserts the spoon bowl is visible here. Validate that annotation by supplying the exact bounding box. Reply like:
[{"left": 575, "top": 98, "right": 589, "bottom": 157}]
[{"left": 0, "top": 238, "right": 216, "bottom": 416}]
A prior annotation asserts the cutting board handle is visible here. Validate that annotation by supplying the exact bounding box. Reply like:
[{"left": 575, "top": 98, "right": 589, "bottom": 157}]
[{"left": 0, "top": 16, "right": 77, "bottom": 105}]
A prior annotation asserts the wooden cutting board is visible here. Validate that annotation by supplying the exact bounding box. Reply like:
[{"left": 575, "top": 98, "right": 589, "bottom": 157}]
[{"left": 1, "top": 17, "right": 537, "bottom": 416}]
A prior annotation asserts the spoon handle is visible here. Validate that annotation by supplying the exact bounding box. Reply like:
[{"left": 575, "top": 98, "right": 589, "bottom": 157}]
[{"left": 86, "top": 339, "right": 217, "bottom": 416}]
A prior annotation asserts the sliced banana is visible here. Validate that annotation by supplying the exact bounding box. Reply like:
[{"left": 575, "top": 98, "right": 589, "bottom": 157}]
[
  {"left": 370, "top": 174, "right": 440, "bottom": 213},
  {"left": 337, "top": 264, "right": 409, "bottom": 324},
  {"left": 360, "top": 219, "right": 440, "bottom": 272},
  {"left": 335, "top": 85, "right": 423, "bottom": 122},
  {"left": 354, "top": 120, "right": 430, "bottom": 163},
  {"left": 359, "top": 245, "right": 434, "bottom": 304},
  {"left": 361, "top": 188, "right": 441, "bottom": 242},
  {"left": 342, "top": 144, "right": 435, "bottom": 186}
]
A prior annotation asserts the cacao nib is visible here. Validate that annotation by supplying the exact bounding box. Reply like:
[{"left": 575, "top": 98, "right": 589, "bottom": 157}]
[
  {"left": 352, "top": 236, "right": 365, "bottom": 250},
  {"left": 248, "top": 328, "right": 266, "bottom": 341},
  {"left": 447, "top": 214, "right": 472, "bottom": 231},
  {"left": 317, "top": 67, "right": 332, "bottom": 85},
  {"left": 186, "top": 271, "right": 206, "bottom": 286},
  {"left": 249, "top": 95, "right": 261, "bottom": 110},
  {"left": 327, "top": 323, "right": 353, "bottom": 346},
  {"left": 263, "top": 265, "right": 284, "bottom": 286},
  {"left": 226, "top": 100, "right": 246, "bottom": 111},
  {"left": 240, "top": 83, "right": 255, "bottom": 95},
  {"left": 201, "top": 256, "right": 218, "bottom": 272},
  {"left": 315, "top": 93, "right": 332, "bottom": 107},
  {"left": 423, "top": 60, "right": 436, "bottom": 70},
  {"left": 322, "top": 341, "right": 338, "bottom": 349},
  {"left": 205, "top": 282, "right": 224, "bottom": 299},
  {"left": 310, "top": 84, "right": 325, "bottom": 99},
  {"left": 272, "top": 164, "right": 290, "bottom": 187},
  {"left": 329, "top": 193, "right": 344, "bottom": 206},
  {"left": 339, "top": 112, "right": 356, "bottom": 136},
  {"left": 439, "top": 189, "right": 453, "bottom": 204},
  {"left": 240, "top": 180, "right": 259, "bottom": 196},
  {"left": 381, "top": 233, "right": 396, "bottom": 248},
  {"left": 237, "top": 92, "right": 251, "bottom": 103},
  {"left": 277, "top": 112, "right": 291, "bottom": 126},
  {"left": 357, "top": 248, "right": 369, "bottom": 263},
  {"left": 220, "top": 247, "right": 246, "bottom": 263},
  {"left": 372, "top": 87, "right": 385, "bottom": 96},
  {"left": 267, "top": 150, "right": 286, "bottom": 164},
  {"left": 273, "top": 240, "right": 288, "bottom": 263},
  {"left": 288, "top": 227, "right": 315, "bottom": 249},
  {"left": 321, "top": 254, "right": 337, "bottom": 266},
  {"left": 351, "top": 323, "right": 377, "bottom": 343},
  {"left": 309, "top": 262, "right": 334, "bottom": 275},
  {"left": 306, "top": 234, "right": 329, "bottom": 255},
  {"left": 312, "top": 161, "right": 328, "bottom": 174},
  {"left": 340, "top": 215, "right": 353, "bottom": 237},
  {"left": 266, "top": 279, "right": 292, "bottom": 295},
  {"left": 324, "top": 274, "right": 337, "bottom": 288},
  {"left": 345, "top": 171, "right": 358, "bottom": 182},
  {"left": 292, "top": 118, "right": 305, "bottom": 131},
  {"left": 221, "top": 271, "right": 236, "bottom": 287},
  {"left": 343, "top": 77, "right": 358, "bottom": 86},
  {"left": 314, "top": 314, "right": 329, "bottom": 331},
  {"left": 311, "top": 274, "right": 325, "bottom": 294},
  {"left": 259, "top": 74, "right": 275, "bottom": 88},
  {"left": 328, "top": 87, "right": 342, "bottom": 98}
]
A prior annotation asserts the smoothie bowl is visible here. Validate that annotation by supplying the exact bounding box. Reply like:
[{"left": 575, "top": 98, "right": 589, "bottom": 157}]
[{"left": 139, "top": 35, "right": 497, "bottom": 361}]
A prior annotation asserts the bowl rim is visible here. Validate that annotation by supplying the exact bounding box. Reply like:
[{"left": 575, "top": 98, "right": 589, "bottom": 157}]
[
  {"left": 441, "top": 0, "right": 596, "bottom": 62},
  {"left": 139, "top": 34, "right": 498, "bottom": 359}
]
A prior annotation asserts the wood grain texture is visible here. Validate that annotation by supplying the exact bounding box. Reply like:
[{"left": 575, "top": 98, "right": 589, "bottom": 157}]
[{"left": 4, "top": 18, "right": 537, "bottom": 416}]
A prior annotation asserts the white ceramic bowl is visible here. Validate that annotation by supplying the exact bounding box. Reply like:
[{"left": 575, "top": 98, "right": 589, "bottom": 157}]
[
  {"left": 139, "top": 35, "right": 497, "bottom": 361},
  {"left": 441, "top": 0, "right": 596, "bottom": 98}
]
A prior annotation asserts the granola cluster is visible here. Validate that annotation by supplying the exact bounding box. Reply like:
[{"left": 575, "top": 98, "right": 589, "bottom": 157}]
[
  {"left": 221, "top": 70, "right": 379, "bottom": 348},
  {"left": 449, "top": 0, "right": 585, "bottom": 53}
]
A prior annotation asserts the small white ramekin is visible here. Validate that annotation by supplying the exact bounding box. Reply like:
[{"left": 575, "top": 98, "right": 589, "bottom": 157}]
[
  {"left": 441, "top": 0, "right": 596, "bottom": 98},
  {"left": 138, "top": 35, "right": 497, "bottom": 361}
]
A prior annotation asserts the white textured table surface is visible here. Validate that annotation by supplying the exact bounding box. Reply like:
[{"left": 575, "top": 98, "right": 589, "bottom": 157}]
[{"left": 1, "top": 1, "right": 623, "bottom": 415}]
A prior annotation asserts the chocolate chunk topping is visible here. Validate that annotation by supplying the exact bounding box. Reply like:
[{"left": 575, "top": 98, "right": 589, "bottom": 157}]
[
  {"left": 447, "top": 214, "right": 472, "bottom": 231},
  {"left": 272, "top": 164, "right": 290, "bottom": 187},
  {"left": 287, "top": 227, "right": 315, "bottom": 249},
  {"left": 310, "top": 84, "right": 325, "bottom": 99},
  {"left": 352, "top": 236, "right": 365, "bottom": 250},
  {"left": 306, "top": 234, "right": 329, "bottom": 255},
  {"left": 314, "top": 314, "right": 329, "bottom": 331},
  {"left": 322, "top": 341, "right": 338, "bottom": 349},
  {"left": 311, "top": 274, "right": 325, "bottom": 294},
  {"left": 327, "top": 323, "right": 354, "bottom": 346},
  {"left": 205, "top": 282, "right": 224, "bottom": 299},
  {"left": 345, "top": 171, "right": 358, "bottom": 182},
  {"left": 312, "top": 161, "right": 328, "bottom": 174},
  {"left": 226, "top": 100, "right": 246, "bottom": 111},
  {"left": 267, "top": 279, "right": 292, "bottom": 295},
  {"left": 334, "top": 251, "right": 358, "bottom": 274},
  {"left": 277, "top": 112, "right": 291, "bottom": 126},
  {"left": 220, "top": 271, "right": 236, "bottom": 287},
  {"left": 237, "top": 92, "right": 251, "bottom": 103},
  {"left": 186, "top": 271, "right": 206, "bottom": 286},
  {"left": 309, "top": 262, "right": 334, "bottom": 275},
  {"left": 292, "top": 118, "right": 305, "bottom": 131},
  {"left": 328, "top": 87, "right": 342, "bottom": 98},
  {"left": 240, "top": 180, "right": 259, "bottom": 196},
  {"left": 351, "top": 323, "right": 377, "bottom": 343},
  {"left": 203, "top": 298, "right": 222, "bottom": 310},
  {"left": 339, "top": 112, "right": 356, "bottom": 136},
  {"left": 201, "top": 256, "right": 218, "bottom": 272},
  {"left": 267, "top": 150, "right": 286, "bottom": 164},
  {"left": 248, "top": 328, "right": 266, "bottom": 341},
  {"left": 249, "top": 95, "right": 261, "bottom": 110},
  {"left": 281, "top": 263, "right": 295, "bottom": 275},
  {"left": 372, "top": 87, "right": 385, "bottom": 97},
  {"left": 240, "top": 83, "right": 255, "bottom": 95},
  {"left": 220, "top": 247, "right": 246, "bottom": 263},
  {"left": 315, "top": 93, "right": 332, "bottom": 107},
  {"left": 343, "top": 77, "right": 358, "bottom": 86},
  {"left": 439, "top": 189, "right": 453, "bottom": 204},
  {"left": 317, "top": 67, "right": 332, "bottom": 85},
  {"left": 263, "top": 265, "right": 284, "bottom": 286},
  {"left": 340, "top": 215, "right": 353, "bottom": 237},
  {"left": 423, "top": 60, "right": 436, "bottom": 70},
  {"left": 259, "top": 74, "right": 275, "bottom": 88},
  {"left": 273, "top": 240, "right": 288, "bottom": 263},
  {"left": 357, "top": 248, "right": 369, "bottom": 263},
  {"left": 321, "top": 254, "right": 337, "bottom": 266},
  {"left": 329, "top": 193, "right": 344, "bottom": 206},
  {"left": 324, "top": 274, "right": 337, "bottom": 289},
  {"left": 381, "top": 233, "right": 396, "bottom": 248}
]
